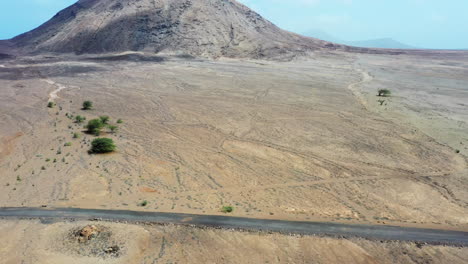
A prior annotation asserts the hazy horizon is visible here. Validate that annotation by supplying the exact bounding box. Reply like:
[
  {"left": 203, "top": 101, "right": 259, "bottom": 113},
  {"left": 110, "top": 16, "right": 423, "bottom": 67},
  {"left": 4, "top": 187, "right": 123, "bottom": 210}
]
[{"left": 0, "top": 0, "right": 467, "bottom": 49}]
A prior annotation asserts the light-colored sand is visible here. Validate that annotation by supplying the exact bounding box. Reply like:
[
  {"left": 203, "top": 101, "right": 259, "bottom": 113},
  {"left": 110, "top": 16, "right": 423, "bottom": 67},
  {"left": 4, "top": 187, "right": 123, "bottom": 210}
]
[
  {"left": 0, "top": 219, "right": 466, "bottom": 264},
  {"left": 45, "top": 79, "right": 68, "bottom": 101}
]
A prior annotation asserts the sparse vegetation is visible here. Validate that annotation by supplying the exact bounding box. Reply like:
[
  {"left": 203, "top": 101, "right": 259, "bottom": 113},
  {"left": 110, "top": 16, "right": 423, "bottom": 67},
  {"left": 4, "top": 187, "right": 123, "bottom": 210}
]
[
  {"left": 90, "top": 138, "right": 116, "bottom": 153},
  {"left": 378, "top": 99, "right": 385, "bottom": 106},
  {"left": 86, "top": 119, "right": 105, "bottom": 135},
  {"left": 377, "top": 89, "right": 392, "bottom": 97},
  {"left": 75, "top": 115, "right": 86, "bottom": 123},
  {"left": 82, "top": 100, "right": 93, "bottom": 110},
  {"left": 117, "top": 119, "right": 123, "bottom": 124},
  {"left": 73, "top": 132, "right": 80, "bottom": 139},
  {"left": 47, "top": 102, "right": 55, "bottom": 108},
  {"left": 99, "top": 115, "right": 110, "bottom": 124},
  {"left": 64, "top": 142, "right": 72, "bottom": 147},
  {"left": 221, "top": 206, "right": 234, "bottom": 213}
]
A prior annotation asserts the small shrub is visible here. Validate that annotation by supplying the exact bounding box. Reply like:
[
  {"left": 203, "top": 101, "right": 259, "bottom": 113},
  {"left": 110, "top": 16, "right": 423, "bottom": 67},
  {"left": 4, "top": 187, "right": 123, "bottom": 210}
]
[
  {"left": 108, "top": 125, "right": 118, "bottom": 133},
  {"left": 377, "top": 89, "right": 391, "bottom": 97},
  {"left": 53, "top": 158, "right": 57, "bottom": 163},
  {"left": 64, "top": 142, "right": 72, "bottom": 147},
  {"left": 86, "top": 119, "right": 105, "bottom": 135},
  {"left": 45, "top": 158, "right": 51, "bottom": 162},
  {"left": 73, "top": 132, "right": 80, "bottom": 139},
  {"left": 139, "top": 200, "right": 148, "bottom": 207},
  {"left": 456, "top": 149, "right": 461, "bottom": 154},
  {"left": 47, "top": 102, "right": 55, "bottom": 108},
  {"left": 90, "top": 138, "right": 116, "bottom": 153},
  {"left": 117, "top": 119, "right": 123, "bottom": 124},
  {"left": 221, "top": 206, "right": 234, "bottom": 213},
  {"left": 82, "top": 100, "right": 93, "bottom": 110},
  {"left": 75, "top": 115, "right": 86, "bottom": 123},
  {"left": 17, "top": 176, "right": 21, "bottom": 182},
  {"left": 41, "top": 166, "right": 46, "bottom": 170}
]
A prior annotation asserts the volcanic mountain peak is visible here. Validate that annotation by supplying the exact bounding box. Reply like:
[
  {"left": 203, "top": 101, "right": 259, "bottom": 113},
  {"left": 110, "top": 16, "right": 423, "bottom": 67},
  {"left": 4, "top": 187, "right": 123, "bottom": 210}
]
[{"left": 10, "top": 0, "right": 334, "bottom": 59}]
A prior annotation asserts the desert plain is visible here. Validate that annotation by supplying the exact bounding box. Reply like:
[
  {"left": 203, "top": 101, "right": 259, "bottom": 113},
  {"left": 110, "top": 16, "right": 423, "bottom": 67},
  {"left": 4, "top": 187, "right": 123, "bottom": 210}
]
[{"left": 0, "top": 50, "right": 467, "bottom": 263}]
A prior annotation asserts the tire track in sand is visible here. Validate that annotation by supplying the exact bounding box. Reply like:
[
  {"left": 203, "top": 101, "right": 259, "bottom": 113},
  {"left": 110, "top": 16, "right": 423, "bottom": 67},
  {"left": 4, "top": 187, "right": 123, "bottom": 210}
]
[{"left": 348, "top": 67, "right": 373, "bottom": 109}]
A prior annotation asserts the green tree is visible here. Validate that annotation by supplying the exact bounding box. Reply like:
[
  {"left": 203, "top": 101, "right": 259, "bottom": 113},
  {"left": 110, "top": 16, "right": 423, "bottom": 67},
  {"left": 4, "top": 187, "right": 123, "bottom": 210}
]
[
  {"left": 75, "top": 115, "right": 86, "bottom": 123},
  {"left": 82, "top": 101, "right": 93, "bottom": 110},
  {"left": 86, "top": 119, "right": 105, "bottom": 136},
  {"left": 377, "top": 89, "right": 392, "bottom": 97},
  {"left": 90, "top": 138, "right": 116, "bottom": 153}
]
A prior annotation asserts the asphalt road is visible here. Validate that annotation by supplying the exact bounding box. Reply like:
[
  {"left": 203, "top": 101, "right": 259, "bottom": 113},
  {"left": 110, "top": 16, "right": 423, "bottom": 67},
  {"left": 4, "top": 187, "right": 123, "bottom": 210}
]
[{"left": 0, "top": 207, "right": 467, "bottom": 246}]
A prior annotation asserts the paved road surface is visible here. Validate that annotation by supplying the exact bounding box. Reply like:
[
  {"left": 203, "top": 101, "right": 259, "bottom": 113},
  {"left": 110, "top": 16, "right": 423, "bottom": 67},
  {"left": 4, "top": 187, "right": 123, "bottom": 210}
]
[{"left": 0, "top": 207, "right": 466, "bottom": 246}]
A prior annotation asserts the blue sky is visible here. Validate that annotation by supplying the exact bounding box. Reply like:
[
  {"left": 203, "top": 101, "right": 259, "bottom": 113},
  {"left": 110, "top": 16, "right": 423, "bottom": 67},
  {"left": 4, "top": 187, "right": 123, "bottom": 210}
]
[{"left": 1, "top": 0, "right": 467, "bottom": 49}]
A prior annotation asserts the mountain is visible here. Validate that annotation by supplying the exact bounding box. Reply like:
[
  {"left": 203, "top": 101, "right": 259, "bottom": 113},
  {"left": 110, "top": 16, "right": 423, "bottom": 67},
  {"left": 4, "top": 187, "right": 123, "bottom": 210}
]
[
  {"left": 303, "top": 29, "right": 418, "bottom": 49},
  {"left": 7, "top": 0, "right": 344, "bottom": 59}
]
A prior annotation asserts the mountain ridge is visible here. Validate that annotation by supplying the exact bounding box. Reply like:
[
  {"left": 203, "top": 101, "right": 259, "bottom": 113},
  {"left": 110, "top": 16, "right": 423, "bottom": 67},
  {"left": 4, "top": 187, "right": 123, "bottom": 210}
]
[{"left": 303, "top": 29, "right": 418, "bottom": 49}]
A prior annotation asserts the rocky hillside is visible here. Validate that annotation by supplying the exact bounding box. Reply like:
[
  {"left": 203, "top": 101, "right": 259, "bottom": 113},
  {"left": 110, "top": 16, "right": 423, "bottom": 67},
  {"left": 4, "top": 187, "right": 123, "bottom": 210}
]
[{"left": 9, "top": 0, "right": 342, "bottom": 59}]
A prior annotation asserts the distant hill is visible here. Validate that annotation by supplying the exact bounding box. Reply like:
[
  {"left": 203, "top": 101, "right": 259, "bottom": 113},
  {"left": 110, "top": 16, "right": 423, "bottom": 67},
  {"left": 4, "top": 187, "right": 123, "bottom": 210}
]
[
  {"left": 347, "top": 38, "right": 417, "bottom": 49},
  {"left": 303, "top": 29, "right": 419, "bottom": 49}
]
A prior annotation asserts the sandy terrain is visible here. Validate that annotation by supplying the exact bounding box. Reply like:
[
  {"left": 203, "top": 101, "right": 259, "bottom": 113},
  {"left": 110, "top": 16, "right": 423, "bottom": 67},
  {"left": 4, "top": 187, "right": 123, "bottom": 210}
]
[
  {"left": 0, "top": 219, "right": 466, "bottom": 264},
  {"left": 351, "top": 53, "right": 468, "bottom": 159},
  {"left": 0, "top": 52, "right": 467, "bottom": 232}
]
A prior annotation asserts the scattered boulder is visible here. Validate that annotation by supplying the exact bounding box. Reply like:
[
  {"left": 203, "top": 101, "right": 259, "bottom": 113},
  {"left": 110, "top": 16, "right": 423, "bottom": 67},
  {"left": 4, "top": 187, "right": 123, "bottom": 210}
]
[{"left": 77, "top": 225, "right": 100, "bottom": 243}]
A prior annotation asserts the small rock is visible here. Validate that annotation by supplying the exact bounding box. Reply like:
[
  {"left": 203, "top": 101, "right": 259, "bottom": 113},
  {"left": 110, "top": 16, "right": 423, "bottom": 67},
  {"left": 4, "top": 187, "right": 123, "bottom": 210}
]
[
  {"left": 104, "top": 245, "right": 120, "bottom": 254},
  {"left": 78, "top": 225, "right": 100, "bottom": 242}
]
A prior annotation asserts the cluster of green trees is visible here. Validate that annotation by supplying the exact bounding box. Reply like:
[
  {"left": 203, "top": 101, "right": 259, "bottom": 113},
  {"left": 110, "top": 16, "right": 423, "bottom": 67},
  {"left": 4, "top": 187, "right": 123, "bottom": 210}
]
[
  {"left": 80, "top": 101, "right": 120, "bottom": 154},
  {"left": 85, "top": 116, "right": 119, "bottom": 136},
  {"left": 46, "top": 98, "right": 126, "bottom": 154}
]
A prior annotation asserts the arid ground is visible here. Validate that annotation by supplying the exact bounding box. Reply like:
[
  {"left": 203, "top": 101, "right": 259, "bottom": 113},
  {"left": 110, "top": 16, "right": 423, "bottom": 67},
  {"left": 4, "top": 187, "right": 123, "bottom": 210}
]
[
  {"left": 1, "top": 219, "right": 467, "bottom": 264},
  {"left": 0, "top": 50, "right": 467, "bottom": 262}
]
